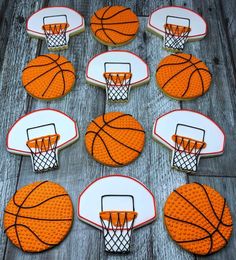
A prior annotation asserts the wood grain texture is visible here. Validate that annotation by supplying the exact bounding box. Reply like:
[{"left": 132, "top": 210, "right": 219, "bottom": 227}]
[
  {"left": 0, "top": 0, "right": 235, "bottom": 259},
  {"left": 0, "top": 1, "right": 45, "bottom": 258},
  {"left": 218, "top": 0, "right": 236, "bottom": 71}
]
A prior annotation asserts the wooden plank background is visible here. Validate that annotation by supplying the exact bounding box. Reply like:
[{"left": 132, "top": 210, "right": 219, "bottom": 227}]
[{"left": 0, "top": 0, "right": 235, "bottom": 259}]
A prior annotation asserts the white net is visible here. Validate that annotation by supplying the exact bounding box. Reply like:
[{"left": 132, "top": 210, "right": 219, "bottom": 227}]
[
  {"left": 164, "top": 16, "right": 191, "bottom": 51},
  {"left": 100, "top": 211, "right": 137, "bottom": 253},
  {"left": 104, "top": 72, "right": 132, "bottom": 102},
  {"left": 27, "top": 135, "right": 59, "bottom": 173},
  {"left": 43, "top": 15, "right": 69, "bottom": 50},
  {"left": 172, "top": 135, "right": 206, "bottom": 172}
]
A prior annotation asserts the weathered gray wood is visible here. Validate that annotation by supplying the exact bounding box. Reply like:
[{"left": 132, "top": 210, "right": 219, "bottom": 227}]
[
  {"left": 0, "top": 0, "right": 16, "bottom": 70},
  {"left": 0, "top": 1, "right": 46, "bottom": 259},
  {"left": 188, "top": 176, "right": 236, "bottom": 260},
  {"left": 219, "top": 0, "right": 236, "bottom": 70},
  {"left": 172, "top": 0, "right": 236, "bottom": 177},
  {"left": 105, "top": 0, "right": 169, "bottom": 16}
]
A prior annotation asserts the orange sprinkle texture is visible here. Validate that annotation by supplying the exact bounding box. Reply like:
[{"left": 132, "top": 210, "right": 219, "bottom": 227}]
[
  {"left": 85, "top": 112, "right": 145, "bottom": 167},
  {"left": 156, "top": 53, "right": 212, "bottom": 100},
  {"left": 164, "top": 183, "right": 233, "bottom": 255},
  {"left": 22, "top": 54, "right": 75, "bottom": 100},
  {"left": 4, "top": 181, "right": 73, "bottom": 252},
  {"left": 90, "top": 6, "right": 139, "bottom": 46}
]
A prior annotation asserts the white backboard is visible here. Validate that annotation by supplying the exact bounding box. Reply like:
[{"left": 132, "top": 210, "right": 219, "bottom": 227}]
[
  {"left": 86, "top": 50, "right": 150, "bottom": 88},
  {"left": 27, "top": 6, "right": 85, "bottom": 38},
  {"left": 7, "top": 108, "right": 79, "bottom": 155},
  {"left": 153, "top": 109, "right": 225, "bottom": 156},
  {"left": 78, "top": 175, "right": 156, "bottom": 230},
  {"left": 148, "top": 6, "right": 207, "bottom": 40}
]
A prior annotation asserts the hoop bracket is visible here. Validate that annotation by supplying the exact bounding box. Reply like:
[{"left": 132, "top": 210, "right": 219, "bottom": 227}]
[
  {"left": 103, "top": 62, "right": 132, "bottom": 102},
  {"left": 100, "top": 194, "right": 137, "bottom": 253}
]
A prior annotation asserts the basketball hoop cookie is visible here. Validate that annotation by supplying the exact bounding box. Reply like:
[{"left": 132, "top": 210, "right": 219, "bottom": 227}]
[
  {"left": 26, "top": 6, "right": 85, "bottom": 51},
  {"left": 22, "top": 54, "right": 76, "bottom": 100},
  {"left": 90, "top": 6, "right": 139, "bottom": 46},
  {"left": 4, "top": 181, "right": 73, "bottom": 252},
  {"left": 156, "top": 53, "right": 212, "bottom": 100},
  {"left": 147, "top": 6, "right": 207, "bottom": 51},
  {"left": 6, "top": 108, "right": 79, "bottom": 173},
  {"left": 85, "top": 112, "right": 145, "bottom": 167},
  {"left": 164, "top": 183, "right": 233, "bottom": 255}
]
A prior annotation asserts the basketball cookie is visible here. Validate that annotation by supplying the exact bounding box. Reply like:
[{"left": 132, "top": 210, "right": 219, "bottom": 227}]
[
  {"left": 4, "top": 181, "right": 73, "bottom": 252},
  {"left": 90, "top": 6, "right": 139, "bottom": 46},
  {"left": 164, "top": 183, "right": 233, "bottom": 255},
  {"left": 156, "top": 53, "right": 212, "bottom": 100},
  {"left": 22, "top": 54, "right": 76, "bottom": 100},
  {"left": 85, "top": 112, "right": 145, "bottom": 166}
]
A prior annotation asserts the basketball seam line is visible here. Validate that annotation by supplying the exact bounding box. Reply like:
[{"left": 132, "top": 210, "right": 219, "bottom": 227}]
[
  {"left": 12, "top": 181, "right": 48, "bottom": 251},
  {"left": 91, "top": 117, "right": 143, "bottom": 154},
  {"left": 4, "top": 210, "right": 72, "bottom": 221},
  {"left": 100, "top": 6, "right": 115, "bottom": 44},
  {"left": 183, "top": 68, "right": 210, "bottom": 97},
  {"left": 158, "top": 60, "right": 202, "bottom": 91},
  {"left": 24, "top": 61, "right": 70, "bottom": 87},
  {"left": 86, "top": 130, "right": 123, "bottom": 165},
  {"left": 4, "top": 224, "right": 58, "bottom": 248},
  {"left": 164, "top": 214, "right": 212, "bottom": 244},
  {"left": 39, "top": 55, "right": 69, "bottom": 96},
  {"left": 22, "top": 55, "right": 61, "bottom": 71},
  {"left": 41, "top": 69, "right": 74, "bottom": 97},
  {"left": 87, "top": 114, "right": 131, "bottom": 156},
  {"left": 94, "top": 28, "right": 138, "bottom": 37},
  {"left": 94, "top": 7, "right": 132, "bottom": 21},
  {"left": 13, "top": 194, "right": 69, "bottom": 209},
  {"left": 156, "top": 57, "right": 192, "bottom": 71},
  {"left": 172, "top": 54, "right": 212, "bottom": 96},
  {"left": 156, "top": 54, "right": 193, "bottom": 72},
  {"left": 91, "top": 21, "right": 138, "bottom": 25},
  {"left": 174, "top": 190, "right": 229, "bottom": 245},
  {"left": 195, "top": 183, "right": 233, "bottom": 227},
  {"left": 102, "top": 114, "right": 145, "bottom": 132}
]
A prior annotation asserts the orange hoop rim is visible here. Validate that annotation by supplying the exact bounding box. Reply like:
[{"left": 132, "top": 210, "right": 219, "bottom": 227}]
[
  {"left": 164, "top": 23, "right": 191, "bottom": 36},
  {"left": 42, "top": 23, "right": 69, "bottom": 34},
  {"left": 172, "top": 134, "right": 206, "bottom": 153},
  {"left": 103, "top": 72, "right": 132, "bottom": 79},
  {"left": 100, "top": 211, "right": 137, "bottom": 227},
  {"left": 26, "top": 134, "right": 60, "bottom": 152}
]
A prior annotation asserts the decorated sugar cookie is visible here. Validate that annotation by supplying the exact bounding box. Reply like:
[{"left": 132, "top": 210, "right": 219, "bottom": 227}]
[
  {"left": 78, "top": 174, "right": 156, "bottom": 253},
  {"left": 22, "top": 54, "right": 76, "bottom": 100},
  {"left": 164, "top": 183, "right": 233, "bottom": 255},
  {"left": 152, "top": 109, "right": 225, "bottom": 173},
  {"left": 86, "top": 50, "right": 150, "bottom": 102},
  {"left": 147, "top": 6, "right": 207, "bottom": 51},
  {"left": 85, "top": 112, "right": 145, "bottom": 166},
  {"left": 90, "top": 6, "right": 139, "bottom": 46},
  {"left": 156, "top": 53, "right": 212, "bottom": 100},
  {"left": 7, "top": 108, "right": 79, "bottom": 173},
  {"left": 27, "top": 6, "right": 85, "bottom": 51},
  {"left": 4, "top": 181, "right": 73, "bottom": 252}
]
